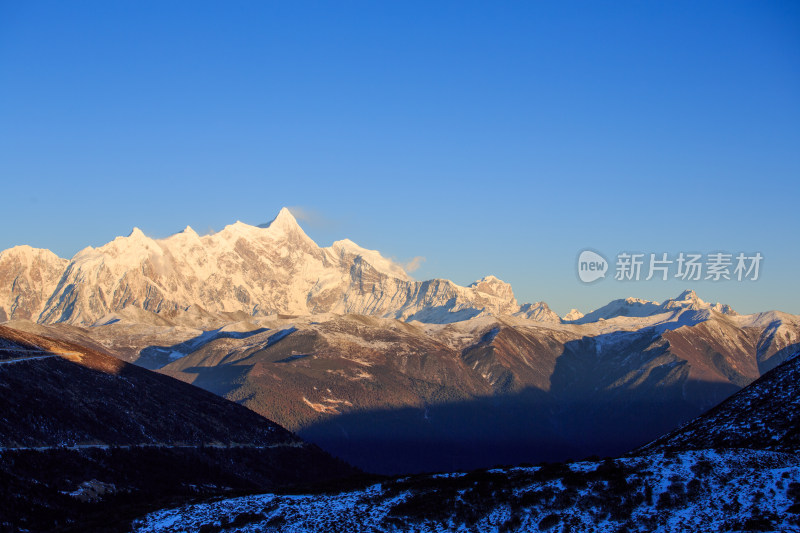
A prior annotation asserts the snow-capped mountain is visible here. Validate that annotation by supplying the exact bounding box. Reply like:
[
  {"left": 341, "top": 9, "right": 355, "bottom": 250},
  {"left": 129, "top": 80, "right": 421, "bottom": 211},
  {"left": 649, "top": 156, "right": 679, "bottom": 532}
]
[
  {"left": 0, "top": 208, "right": 751, "bottom": 329},
  {"left": 568, "top": 289, "right": 736, "bottom": 324},
  {"left": 0, "top": 245, "right": 68, "bottom": 322},
  {"left": 514, "top": 301, "right": 561, "bottom": 321},
  {"left": 562, "top": 308, "right": 584, "bottom": 321},
  {"left": 660, "top": 289, "right": 737, "bottom": 315},
  {"left": 0, "top": 208, "right": 535, "bottom": 325}
]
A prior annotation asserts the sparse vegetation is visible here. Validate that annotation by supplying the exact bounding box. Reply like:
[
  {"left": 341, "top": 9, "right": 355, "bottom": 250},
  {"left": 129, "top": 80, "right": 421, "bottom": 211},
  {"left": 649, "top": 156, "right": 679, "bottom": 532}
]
[{"left": 133, "top": 448, "right": 800, "bottom": 532}]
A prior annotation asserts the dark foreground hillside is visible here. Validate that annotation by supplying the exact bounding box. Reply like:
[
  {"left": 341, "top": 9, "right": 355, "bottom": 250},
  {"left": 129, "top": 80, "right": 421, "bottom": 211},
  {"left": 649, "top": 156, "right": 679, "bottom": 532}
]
[
  {"left": 135, "top": 449, "right": 800, "bottom": 532},
  {"left": 638, "top": 350, "right": 800, "bottom": 454},
  {"left": 0, "top": 326, "right": 358, "bottom": 531},
  {"left": 133, "top": 349, "right": 800, "bottom": 532}
]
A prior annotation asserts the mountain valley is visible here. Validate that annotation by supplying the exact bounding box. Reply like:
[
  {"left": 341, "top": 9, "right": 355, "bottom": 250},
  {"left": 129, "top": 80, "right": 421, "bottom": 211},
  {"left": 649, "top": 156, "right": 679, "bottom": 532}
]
[{"left": 1, "top": 209, "right": 798, "bottom": 530}]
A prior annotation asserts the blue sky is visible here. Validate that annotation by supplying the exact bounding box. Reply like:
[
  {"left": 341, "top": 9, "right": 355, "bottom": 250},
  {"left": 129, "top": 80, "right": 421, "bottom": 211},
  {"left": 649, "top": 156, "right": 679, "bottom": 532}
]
[{"left": 1, "top": 1, "right": 798, "bottom": 315}]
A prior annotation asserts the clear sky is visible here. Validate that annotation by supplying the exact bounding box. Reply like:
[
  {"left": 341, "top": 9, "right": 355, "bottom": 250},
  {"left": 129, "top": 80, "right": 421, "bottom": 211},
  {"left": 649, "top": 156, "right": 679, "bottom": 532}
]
[{"left": 1, "top": 1, "right": 798, "bottom": 315}]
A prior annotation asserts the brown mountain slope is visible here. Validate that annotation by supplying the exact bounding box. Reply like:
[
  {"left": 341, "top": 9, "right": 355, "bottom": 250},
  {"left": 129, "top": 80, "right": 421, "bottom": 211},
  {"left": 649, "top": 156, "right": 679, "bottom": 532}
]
[
  {"left": 7, "top": 307, "right": 799, "bottom": 475},
  {"left": 0, "top": 325, "right": 357, "bottom": 531},
  {"left": 152, "top": 312, "right": 800, "bottom": 473},
  {"left": 637, "top": 348, "right": 800, "bottom": 454}
]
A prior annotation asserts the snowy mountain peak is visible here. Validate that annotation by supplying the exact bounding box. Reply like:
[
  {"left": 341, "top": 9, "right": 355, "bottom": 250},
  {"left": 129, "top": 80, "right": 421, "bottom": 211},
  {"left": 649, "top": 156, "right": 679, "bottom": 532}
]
[
  {"left": 220, "top": 220, "right": 254, "bottom": 234},
  {"left": 3, "top": 209, "right": 532, "bottom": 324},
  {"left": 515, "top": 301, "right": 561, "bottom": 322},
  {"left": 0, "top": 245, "right": 69, "bottom": 322},
  {"left": 162, "top": 226, "right": 202, "bottom": 247},
  {"left": 675, "top": 289, "right": 698, "bottom": 301},
  {"left": 624, "top": 296, "right": 654, "bottom": 305},
  {"left": 98, "top": 228, "right": 157, "bottom": 258},
  {"left": 266, "top": 207, "right": 301, "bottom": 232},
  {"left": 0, "top": 245, "right": 64, "bottom": 262},
  {"left": 217, "top": 217, "right": 306, "bottom": 243},
  {"left": 328, "top": 239, "right": 411, "bottom": 280},
  {"left": 660, "top": 289, "right": 736, "bottom": 315},
  {"left": 5, "top": 208, "right": 711, "bottom": 327},
  {"left": 574, "top": 297, "right": 662, "bottom": 324},
  {"left": 330, "top": 238, "right": 359, "bottom": 250},
  {"left": 469, "top": 276, "right": 516, "bottom": 302},
  {"left": 242, "top": 208, "right": 316, "bottom": 245},
  {"left": 127, "top": 227, "right": 148, "bottom": 240},
  {"left": 571, "top": 290, "right": 738, "bottom": 325},
  {"left": 0, "top": 244, "right": 33, "bottom": 256}
]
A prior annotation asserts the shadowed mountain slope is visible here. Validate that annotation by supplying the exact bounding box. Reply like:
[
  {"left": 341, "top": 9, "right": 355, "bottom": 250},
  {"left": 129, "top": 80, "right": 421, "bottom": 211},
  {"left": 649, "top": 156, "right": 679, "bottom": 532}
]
[
  {"left": 0, "top": 325, "right": 357, "bottom": 531},
  {"left": 12, "top": 300, "right": 796, "bottom": 475},
  {"left": 133, "top": 352, "right": 800, "bottom": 533},
  {"left": 638, "top": 348, "right": 800, "bottom": 454}
]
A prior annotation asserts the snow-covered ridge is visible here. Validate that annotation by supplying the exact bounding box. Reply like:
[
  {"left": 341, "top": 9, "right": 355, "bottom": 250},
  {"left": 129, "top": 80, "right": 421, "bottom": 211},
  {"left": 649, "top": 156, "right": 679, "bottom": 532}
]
[
  {"left": 326, "top": 238, "right": 411, "bottom": 281},
  {"left": 0, "top": 208, "right": 535, "bottom": 325},
  {"left": 0, "top": 208, "right": 758, "bottom": 329},
  {"left": 0, "top": 246, "right": 68, "bottom": 323},
  {"left": 566, "top": 289, "right": 737, "bottom": 325}
]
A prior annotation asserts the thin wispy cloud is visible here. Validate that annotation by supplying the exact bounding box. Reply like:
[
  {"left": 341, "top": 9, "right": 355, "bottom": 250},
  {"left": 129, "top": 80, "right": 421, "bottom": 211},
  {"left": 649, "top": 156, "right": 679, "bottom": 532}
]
[
  {"left": 286, "top": 206, "right": 340, "bottom": 231},
  {"left": 403, "top": 256, "right": 426, "bottom": 273}
]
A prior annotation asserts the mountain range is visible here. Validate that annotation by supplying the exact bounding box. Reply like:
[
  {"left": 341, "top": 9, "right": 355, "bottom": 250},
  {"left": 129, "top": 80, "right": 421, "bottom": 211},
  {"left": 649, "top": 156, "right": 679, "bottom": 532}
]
[
  {"left": 3, "top": 316, "right": 797, "bottom": 531},
  {"left": 2, "top": 208, "right": 799, "bottom": 530},
  {"left": 0, "top": 208, "right": 557, "bottom": 325},
  {"left": 1, "top": 207, "right": 752, "bottom": 330},
  {"left": 2, "top": 208, "right": 798, "bottom": 474},
  {"left": 7, "top": 289, "right": 798, "bottom": 474}
]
